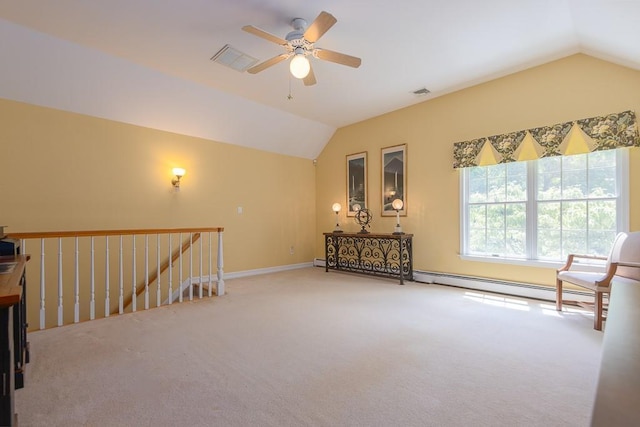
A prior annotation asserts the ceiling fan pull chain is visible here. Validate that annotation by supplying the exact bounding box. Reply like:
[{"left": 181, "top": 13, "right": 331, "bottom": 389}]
[{"left": 287, "top": 74, "right": 294, "bottom": 100}]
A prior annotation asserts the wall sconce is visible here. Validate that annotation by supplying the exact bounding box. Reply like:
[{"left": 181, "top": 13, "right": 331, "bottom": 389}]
[
  {"left": 172, "top": 167, "right": 186, "bottom": 190},
  {"left": 392, "top": 198, "right": 404, "bottom": 234},
  {"left": 332, "top": 203, "right": 343, "bottom": 232}
]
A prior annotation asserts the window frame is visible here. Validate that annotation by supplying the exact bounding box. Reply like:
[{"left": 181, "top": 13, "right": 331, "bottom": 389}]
[{"left": 459, "top": 149, "right": 629, "bottom": 268}]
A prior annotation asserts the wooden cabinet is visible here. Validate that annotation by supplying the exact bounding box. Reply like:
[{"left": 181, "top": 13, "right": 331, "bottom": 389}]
[{"left": 0, "top": 255, "right": 29, "bottom": 426}]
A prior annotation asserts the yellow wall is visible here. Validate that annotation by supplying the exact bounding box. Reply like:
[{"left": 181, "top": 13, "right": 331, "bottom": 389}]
[
  {"left": 316, "top": 54, "right": 640, "bottom": 287},
  {"left": 3, "top": 53, "right": 639, "bottom": 295},
  {"left": 0, "top": 98, "right": 317, "bottom": 274}
]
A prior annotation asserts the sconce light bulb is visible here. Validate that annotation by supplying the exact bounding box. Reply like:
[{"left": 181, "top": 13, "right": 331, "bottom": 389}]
[{"left": 172, "top": 167, "right": 186, "bottom": 190}]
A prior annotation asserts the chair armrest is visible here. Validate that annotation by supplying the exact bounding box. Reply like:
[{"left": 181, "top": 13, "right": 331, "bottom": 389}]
[
  {"left": 596, "top": 262, "right": 619, "bottom": 289},
  {"left": 558, "top": 254, "right": 608, "bottom": 272}
]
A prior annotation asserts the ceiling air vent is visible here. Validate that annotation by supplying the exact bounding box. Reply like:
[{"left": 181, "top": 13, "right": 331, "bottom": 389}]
[
  {"left": 412, "top": 87, "right": 431, "bottom": 96},
  {"left": 211, "top": 44, "right": 258, "bottom": 72}
]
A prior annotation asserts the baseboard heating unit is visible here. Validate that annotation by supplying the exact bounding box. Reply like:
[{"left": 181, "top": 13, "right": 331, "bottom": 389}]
[{"left": 314, "top": 259, "right": 592, "bottom": 303}]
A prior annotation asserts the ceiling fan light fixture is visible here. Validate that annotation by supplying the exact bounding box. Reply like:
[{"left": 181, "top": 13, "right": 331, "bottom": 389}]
[{"left": 290, "top": 53, "right": 310, "bottom": 79}]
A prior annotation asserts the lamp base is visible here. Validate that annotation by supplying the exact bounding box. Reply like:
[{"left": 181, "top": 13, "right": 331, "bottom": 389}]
[
  {"left": 393, "top": 225, "right": 404, "bottom": 234},
  {"left": 333, "top": 228, "right": 343, "bottom": 233}
]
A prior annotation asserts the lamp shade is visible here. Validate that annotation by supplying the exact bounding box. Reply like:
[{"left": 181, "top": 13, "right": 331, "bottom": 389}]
[
  {"left": 392, "top": 198, "right": 404, "bottom": 210},
  {"left": 290, "top": 54, "right": 310, "bottom": 79},
  {"left": 172, "top": 167, "right": 186, "bottom": 177},
  {"left": 332, "top": 203, "right": 342, "bottom": 213}
]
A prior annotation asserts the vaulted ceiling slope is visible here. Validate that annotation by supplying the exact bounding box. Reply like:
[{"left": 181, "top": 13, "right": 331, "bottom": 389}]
[{"left": 1, "top": 1, "right": 639, "bottom": 160}]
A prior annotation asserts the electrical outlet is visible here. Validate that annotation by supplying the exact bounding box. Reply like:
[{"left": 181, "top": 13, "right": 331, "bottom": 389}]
[
  {"left": 289, "top": 246, "right": 294, "bottom": 255},
  {"left": 237, "top": 206, "right": 243, "bottom": 214}
]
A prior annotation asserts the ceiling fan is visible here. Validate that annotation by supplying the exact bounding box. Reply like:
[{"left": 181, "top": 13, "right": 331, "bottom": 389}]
[{"left": 242, "top": 11, "right": 361, "bottom": 86}]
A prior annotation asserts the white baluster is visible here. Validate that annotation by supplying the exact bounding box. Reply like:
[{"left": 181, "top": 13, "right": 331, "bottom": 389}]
[
  {"left": 189, "top": 233, "right": 193, "bottom": 301},
  {"left": 105, "top": 236, "right": 110, "bottom": 317},
  {"left": 178, "top": 232, "right": 183, "bottom": 303},
  {"left": 208, "top": 232, "right": 212, "bottom": 297},
  {"left": 217, "top": 231, "right": 225, "bottom": 296},
  {"left": 74, "top": 236, "right": 80, "bottom": 323},
  {"left": 144, "top": 234, "right": 149, "bottom": 310},
  {"left": 57, "top": 238, "right": 63, "bottom": 326},
  {"left": 199, "top": 234, "right": 203, "bottom": 299},
  {"left": 168, "top": 234, "right": 173, "bottom": 305},
  {"left": 90, "top": 237, "right": 95, "bottom": 320},
  {"left": 131, "top": 235, "right": 137, "bottom": 313},
  {"left": 118, "top": 235, "right": 124, "bottom": 314},
  {"left": 156, "top": 234, "right": 161, "bottom": 307},
  {"left": 40, "top": 238, "right": 46, "bottom": 330}
]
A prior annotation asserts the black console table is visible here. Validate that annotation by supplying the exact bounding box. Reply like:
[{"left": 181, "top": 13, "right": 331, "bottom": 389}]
[{"left": 324, "top": 232, "right": 413, "bottom": 284}]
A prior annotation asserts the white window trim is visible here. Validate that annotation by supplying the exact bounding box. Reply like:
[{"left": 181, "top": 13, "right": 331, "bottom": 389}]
[{"left": 459, "top": 149, "right": 629, "bottom": 268}]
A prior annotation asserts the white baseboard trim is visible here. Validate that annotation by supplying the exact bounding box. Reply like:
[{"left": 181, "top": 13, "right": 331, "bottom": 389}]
[
  {"left": 164, "top": 263, "right": 314, "bottom": 303},
  {"left": 224, "top": 262, "right": 314, "bottom": 280},
  {"left": 313, "top": 258, "right": 592, "bottom": 303}
]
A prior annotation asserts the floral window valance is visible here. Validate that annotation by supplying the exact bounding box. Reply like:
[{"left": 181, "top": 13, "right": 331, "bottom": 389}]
[{"left": 453, "top": 110, "right": 640, "bottom": 168}]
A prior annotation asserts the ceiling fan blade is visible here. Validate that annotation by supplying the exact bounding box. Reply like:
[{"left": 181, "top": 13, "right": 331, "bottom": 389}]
[
  {"left": 303, "top": 64, "right": 317, "bottom": 86},
  {"left": 315, "top": 49, "right": 362, "bottom": 68},
  {"left": 242, "top": 25, "right": 287, "bottom": 45},
  {"left": 247, "top": 54, "right": 289, "bottom": 74},
  {"left": 303, "top": 11, "right": 337, "bottom": 43}
]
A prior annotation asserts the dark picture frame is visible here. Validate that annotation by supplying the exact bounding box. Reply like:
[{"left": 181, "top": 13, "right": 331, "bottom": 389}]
[
  {"left": 381, "top": 144, "right": 406, "bottom": 216},
  {"left": 346, "top": 152, "right": 367, "bottom": 217}
]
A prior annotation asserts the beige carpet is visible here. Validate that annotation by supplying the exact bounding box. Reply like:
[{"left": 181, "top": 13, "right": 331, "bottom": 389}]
[{"left": 16, "top": 267, "right": 602, "bottom": 426}]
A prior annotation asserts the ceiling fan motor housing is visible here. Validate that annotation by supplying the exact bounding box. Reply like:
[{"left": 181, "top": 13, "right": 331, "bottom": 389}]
[
  {"left": 286, "top": 18, "right": 311, "bottom": 54},
  {"left": 290, "top": 18, "right": 307, "bottom": 32}
]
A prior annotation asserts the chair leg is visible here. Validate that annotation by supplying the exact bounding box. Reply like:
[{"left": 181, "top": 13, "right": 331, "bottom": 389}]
[
  {"left": 594, "top": 291, "right": 603, "bottom": 331},
  {"left": 556, "top": 278, "right": 563, "bottom": 311}
]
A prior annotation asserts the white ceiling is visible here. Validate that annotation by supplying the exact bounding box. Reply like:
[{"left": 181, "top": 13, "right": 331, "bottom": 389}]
[{"left": 1, "top": 0, "right": 639, "bottom": 159}]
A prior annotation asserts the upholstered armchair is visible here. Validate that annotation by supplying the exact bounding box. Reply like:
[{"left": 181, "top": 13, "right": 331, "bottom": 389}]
[{"left": 556, "top": 231, "right": 640, "bottom": 330}]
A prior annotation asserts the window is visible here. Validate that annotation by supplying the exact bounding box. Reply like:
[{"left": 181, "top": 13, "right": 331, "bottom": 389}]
[{"left": 461, "top": 149, "right": 628, "bottom": 265}]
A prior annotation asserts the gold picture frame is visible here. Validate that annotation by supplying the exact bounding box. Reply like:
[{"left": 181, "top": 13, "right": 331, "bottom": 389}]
[
  {"left": 346, "top": 152, "right": 367, "bottom": 217},
  {"left": 381, "top": 144, "right": 406, "bottom": 216}
]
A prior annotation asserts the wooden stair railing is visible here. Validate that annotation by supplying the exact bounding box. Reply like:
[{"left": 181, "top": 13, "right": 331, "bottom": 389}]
[{"left": 5, "top": 227, "right": 224, "bottom": 330}]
